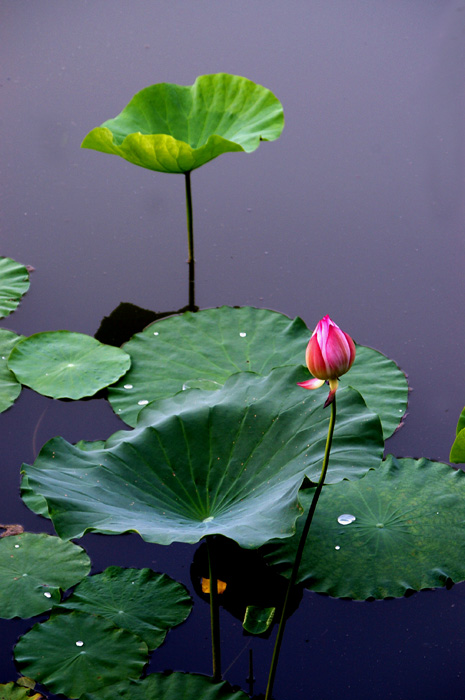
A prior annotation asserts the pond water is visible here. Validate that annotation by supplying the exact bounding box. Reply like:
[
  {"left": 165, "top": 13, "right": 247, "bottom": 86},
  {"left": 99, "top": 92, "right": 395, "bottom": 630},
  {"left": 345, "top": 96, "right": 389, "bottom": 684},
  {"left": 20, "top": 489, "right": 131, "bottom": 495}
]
[{"left": 2, "top": 1, "right": 465, "bottom": 698}]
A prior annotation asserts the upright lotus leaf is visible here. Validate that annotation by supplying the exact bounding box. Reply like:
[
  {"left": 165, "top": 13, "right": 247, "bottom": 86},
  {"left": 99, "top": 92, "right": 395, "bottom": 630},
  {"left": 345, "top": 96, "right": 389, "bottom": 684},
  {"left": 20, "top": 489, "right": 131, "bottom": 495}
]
[
  {"left": 14, "top": 611, "right": 148, "bottom": 698},
  {"left": 81, "top": 673, "right": 249, "bottom": 700},
  {"left": 262, "top": 456, "right": 465, "bottom": 599},
  {"left": 0, "top": 257, "right": 30, "bottom": 319},
  {"left": 450, "top": 406, "right": 465, "bottom": 463},
  {"left": 107, "top": 305, "right": 407, "bottom": 436},
  {"left": 22, "top": 367, "right": 384, "bottom": 548},
  {"left": 0, "top": 329, "right": 23, "bottom": 412},
  {"left": 0, "top": 533, "right": 90, "bottom": 618},
  {"left": 60, "top": 566, "right": 192, "bottom": 650},
  {"left": 82, "top": 74, "right": 284, "bottom": 174},
  {"left": 8, "top": 331, "right": 131, "bottom": 399}
]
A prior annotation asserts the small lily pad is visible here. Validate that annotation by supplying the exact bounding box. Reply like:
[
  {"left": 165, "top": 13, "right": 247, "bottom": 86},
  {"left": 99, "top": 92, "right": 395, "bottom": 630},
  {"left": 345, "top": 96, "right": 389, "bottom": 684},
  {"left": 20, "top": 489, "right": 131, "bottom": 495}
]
[
  {"left": 263, "top": 456, "right": 465, "bottom": 599},
  {"left": 0, "top": 533, "right": 90, "bottom": 618},
  {"left": 8, "top": 331, "right": 131, "bottom": 399},
  {"left": 14, "top": 611, "right": 148, "bottom": 698},
  {"left": 243, "top": 605, "right": 275, "bottom": 634},
  {"left": 82, "top": 74, "right": 284, "bottom": 174},
  {"left": 107, "top": 305, "right": 407, "bottom": 437},
  {"left": 0, "top": 329, "right": 23, "bottom": 413},
  {"left": 81, "top": 673, "right": 249, "bottom": 700},
  {"left": 60, "top": 566, "right": 192, "bottom": 650},
  {"left": 0, "top": 257, "right": 30, "bottom": 319}
]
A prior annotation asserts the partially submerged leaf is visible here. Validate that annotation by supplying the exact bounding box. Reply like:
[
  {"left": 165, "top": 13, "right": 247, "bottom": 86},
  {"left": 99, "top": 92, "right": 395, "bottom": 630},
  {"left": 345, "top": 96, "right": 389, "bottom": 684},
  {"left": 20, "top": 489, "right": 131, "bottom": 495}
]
[
  {"left": 243, "top": 605, "right": 275, "bottom": 634},
  {"left": 0, "top": 533, "right": 90, "bottom": 618},
  {"left": 14, "top": 612, "right": 148, "bottom": 698},
  {"left": 22, "top": 367, "right": 384, "bottom": 548},
  {"left": 59, "top": 566, "right": 192, "bottom": 650},
  {"left": 263, "top": 456, "right": 465, "bottom": 599},
  {"left": 0, "top": 682, "right": 43, "bottom": 700},
  {"left": 0, "top": 329, "right": 23, "bottom": 413},
  {"left": 107, "top": 305, "right": 407, "bottom": 437},
  {"left": 8, "top": 331, "right": 130, "bottom": 399},
  {"left": 82, "top": 74, "right": 284, "bottom": 174},
  {"left": 0, "top": 257, "right": 30, "bottom": 319}
]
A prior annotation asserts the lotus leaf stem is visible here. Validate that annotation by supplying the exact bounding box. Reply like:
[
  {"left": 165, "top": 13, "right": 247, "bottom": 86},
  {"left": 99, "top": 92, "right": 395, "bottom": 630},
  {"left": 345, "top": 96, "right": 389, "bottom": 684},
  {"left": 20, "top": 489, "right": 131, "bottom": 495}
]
[
  {"left": 184, "top": 171, "right": 195, "bottom": 311},
  {"left": 206, "top": 535, "right": 222, "bottom": 681}
]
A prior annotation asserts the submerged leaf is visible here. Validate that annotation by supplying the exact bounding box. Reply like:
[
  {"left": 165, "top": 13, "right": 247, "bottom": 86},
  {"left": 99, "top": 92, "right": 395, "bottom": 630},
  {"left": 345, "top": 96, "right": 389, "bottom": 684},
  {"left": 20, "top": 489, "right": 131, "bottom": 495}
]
[
  {"left": 0, "top": 533, "right": 90, "bottom": 618},
  {"left": 82, "top": 74, "right": 284, "bottom": 174},
  {"left": 8, "top": 331, "right": 130, "bottom": 399},
  {"left": 22, "top": 367, "right": 384, "bottom": 548},
  {"left": 0, "top": 257, "right": 30, "bottom": 319},
  {"left": 14, "top": 612, "right": 148, "bottom": 698},
  {"left": 108, "top": 305, "right": 407, "bottom": 437},
  {"left": 263, "top": 456, "right": 465, "bottom": 599}
]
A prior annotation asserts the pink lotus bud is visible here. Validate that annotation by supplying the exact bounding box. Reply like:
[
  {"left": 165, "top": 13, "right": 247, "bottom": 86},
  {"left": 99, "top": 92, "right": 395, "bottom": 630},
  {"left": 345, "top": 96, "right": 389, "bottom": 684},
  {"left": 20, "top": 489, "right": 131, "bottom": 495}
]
[{"left": 297, "top": 315, "right": 356, "bottom": 407}]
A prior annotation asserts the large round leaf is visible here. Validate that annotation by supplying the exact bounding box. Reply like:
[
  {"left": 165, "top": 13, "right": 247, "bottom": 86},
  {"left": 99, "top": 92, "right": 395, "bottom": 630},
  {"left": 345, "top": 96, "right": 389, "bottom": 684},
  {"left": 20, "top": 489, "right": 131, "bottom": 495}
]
[
  {"left": 0, "top": 257, "right": 30, "bottom": 319},
  {"left": 82, "top": 74, "right": 284, "bottom": 174},
  {"left": 0, "top": 329, "right": 23, "bottom": 413},
  {"left": 22, "top": 367, "right": 384, "bottom": 548},
  {"left": 82, "top": 673, "right": 249, "bottom": 700},
  {"left": 8, "top": 331, "right": 131, "bottom": 399},
  {"left": 0, "top": 533, "right": 90, "bottom": 618},
  {"left": 107, "top": 305, "right": 407, "bottom": 437},
  {"left": 14, "top": 611, "right": 148, "bottom": 698},
  {"left": 60, "top": 566, "right": 192, "bottom": 650},
  {"left": 262, "top": 456, "right": 465, "bottom": 599}
]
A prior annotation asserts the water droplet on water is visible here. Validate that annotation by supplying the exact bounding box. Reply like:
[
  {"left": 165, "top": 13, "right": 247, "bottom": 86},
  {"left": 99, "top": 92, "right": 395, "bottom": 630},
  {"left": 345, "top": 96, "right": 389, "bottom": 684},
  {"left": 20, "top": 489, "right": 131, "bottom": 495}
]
[
  {"left": 138, "top": 400, "right": 149, "bottom": 406},
  {"left": 44, "top": 592, "right": 52, "bottom": 598},
  {"left": 239, "top": 332, "right": 247, "bottom": 337},
  {"left": 75, "top": 641, "right": 84, "bottom": 647},
  {"left": 337, "top": 513, "right": 356, "bottom": 525},
  {"left": 124, "top": 384, "right": 133, "bottom": 389},
  {"left": 335, "top": 545, "right": 341, "bottom": 550}
]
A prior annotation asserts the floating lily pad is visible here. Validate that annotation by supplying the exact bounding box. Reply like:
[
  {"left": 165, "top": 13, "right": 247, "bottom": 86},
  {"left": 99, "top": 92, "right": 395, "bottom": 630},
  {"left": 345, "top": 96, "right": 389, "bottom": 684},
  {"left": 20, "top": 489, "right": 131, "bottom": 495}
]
[
  {"left": 0, "top": 329, "right": 23, "bottom": 413},
  {"left": 82, "top": 74, "right": 284, "bottom": 174},
  {"left": 8, "top": 331, "right": 131, "bottom": 399},
  {"left": 107, "top": 305, "right": 407, "bottom": 437},
  {"left": 60, "top": 566, "right": 192, "bottom": 650},
  {"left": 262, "top": 456, "right": 465, "bottom": 599},
  {"left": 22, "top": 367, "right": 383, "bottom": 548},
  {"left": 243, "top": 605, "right": 275, "bottom": 634},
  {"left": 0, "top": 683, "right": 43, "bottom": 700},
  {"left": 450, "top": 407, "right": 465, "bottom": 463},
  {"left": 0, "top": 257, "right": 30, "bottom": 319},
  {"left": 14, "top": 611, "right": 148, "bottom": 698},
  {"left": 0, "top": 533, "right": 90, "bottom": 618},
  {"left": 82, "top": 673, "right": 249, "bottom": 700}
]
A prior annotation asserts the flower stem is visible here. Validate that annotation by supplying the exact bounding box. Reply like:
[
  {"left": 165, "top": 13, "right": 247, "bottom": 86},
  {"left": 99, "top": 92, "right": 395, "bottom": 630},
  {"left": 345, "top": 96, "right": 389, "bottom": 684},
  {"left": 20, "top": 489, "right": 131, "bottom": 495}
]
[
  {"left": 206, "top": 535, "right": 222, "bottom": 681},
  {"left": 184, "top": 171, "right": 195, "bottom": 311},
  {"left": 265, "top": 396, "right": 337, "bottom": 700}
]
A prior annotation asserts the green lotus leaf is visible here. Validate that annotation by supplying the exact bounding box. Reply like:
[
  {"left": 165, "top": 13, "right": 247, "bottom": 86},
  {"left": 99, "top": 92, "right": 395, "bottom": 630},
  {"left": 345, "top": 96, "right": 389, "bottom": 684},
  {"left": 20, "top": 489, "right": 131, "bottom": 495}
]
[
  {"left": 59, "top": 566, "right": 192, "bottom": 650},
  {"left": 450, "top": 407, "right": 465, "bottom": 463},
  {"left": 0, "top": 533, "right": 90, "bottom": 618},
  {"left": 82, "top": 74, "right": 284, "bottom": 174},
  {"left": 0, "top": 682, "right": 43, "bottom": 700},
  {"left": 262, "top": 456, "right": 465, "bottom": 599},
  {"left": 14, "top": 611, "right": 148, "bottom": 698},
  {"left": 0, "top": 257, "right": 30, "bottom": 319},
  {"left": 22, "top": 367, "right": 384, "bottom": 548},
  {"left": 81, "top": 673, "right": 249, "bottom": 700},
  {"left": 243, "top": 605, "right": 275, "bottom": 634},
  {"left": 0, "top": 329, "right": 23, "bottom": 412},
  {"left": 107, "top": 306, "right": 407, "bottom": 437},
  {"left": 8, "top": 331, "right": 131, "bottom": 399}
]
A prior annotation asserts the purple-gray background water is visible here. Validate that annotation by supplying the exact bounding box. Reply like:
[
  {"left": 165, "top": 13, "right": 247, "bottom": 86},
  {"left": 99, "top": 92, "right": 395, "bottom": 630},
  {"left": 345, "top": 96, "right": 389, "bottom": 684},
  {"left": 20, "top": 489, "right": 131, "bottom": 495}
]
[{"left": 2, "top": 2, "right": 465, "bottom": 698}]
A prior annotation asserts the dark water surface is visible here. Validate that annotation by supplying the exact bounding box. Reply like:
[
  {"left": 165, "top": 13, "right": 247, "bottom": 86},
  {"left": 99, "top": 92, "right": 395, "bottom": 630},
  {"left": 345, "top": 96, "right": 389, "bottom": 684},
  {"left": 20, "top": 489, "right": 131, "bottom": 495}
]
[{"left": 2, "top": 2, "right": 465, "bottom": 698}]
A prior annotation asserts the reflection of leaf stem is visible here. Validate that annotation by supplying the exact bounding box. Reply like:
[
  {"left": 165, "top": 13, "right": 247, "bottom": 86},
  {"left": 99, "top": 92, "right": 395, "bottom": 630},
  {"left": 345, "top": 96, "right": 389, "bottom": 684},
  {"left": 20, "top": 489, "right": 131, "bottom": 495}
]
[
  {"left": 206, "top": 535, "right": 221, "bottom": 681},
  {"left": 265, "top": 397, "right": 337, "bottom": 700},
  {"left": 185, "top": 172, "right": 195, "bottom": 312}
]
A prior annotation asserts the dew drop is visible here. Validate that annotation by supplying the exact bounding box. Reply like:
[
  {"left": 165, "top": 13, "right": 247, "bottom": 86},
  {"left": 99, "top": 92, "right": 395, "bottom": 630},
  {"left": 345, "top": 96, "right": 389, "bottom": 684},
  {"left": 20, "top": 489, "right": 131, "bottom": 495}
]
[
  {"left": 22, "top": 573, "right": 28, "bottom": 577},
  {"left": 44, "top": 592, "right": 52, "bottom": 598},
  {"left": 75, "top": 640, "right": 84, "bottom": 647},
  {"left": 14, "top": 544, "right": 20, "bottom": 549},
  {"left": 1, "top": 356, "right": 5, "bottom": 360},
  {"left": 138, "top": 400, "right": 149, "bottom": 406},
  {"left": 153, "top": 332, "right": 159, "bottom": 336},
  {"left": 335, "top": 545, "right": 341, "bottom": 550},
  {"left": 203, "top": 516, "right": 214, "bottom": 523},
  {"left": 376, "top": 523, "right": 384, "bottom": 528},
  {"left": 239, "top": 332, "right": 247, "bottom": 337},
  {"left": 337, "top": 513, "right": 356, "bottom": 525},
  {"left": 124, "top": 384, "right": 133, "bottom": 389}
]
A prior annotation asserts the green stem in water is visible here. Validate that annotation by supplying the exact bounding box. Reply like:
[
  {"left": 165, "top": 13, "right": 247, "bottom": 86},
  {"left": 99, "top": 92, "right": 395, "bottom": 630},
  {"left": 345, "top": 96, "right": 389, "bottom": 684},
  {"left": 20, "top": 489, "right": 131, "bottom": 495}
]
[
  {"left": 206, "top": 535, "right": 222, "bottom": 681},
  {"left": 184, "top": 171, "right": 195, "bottom": 311},
  {"left": 265, "top": 396, "right": 337, "bottom": 700}
]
